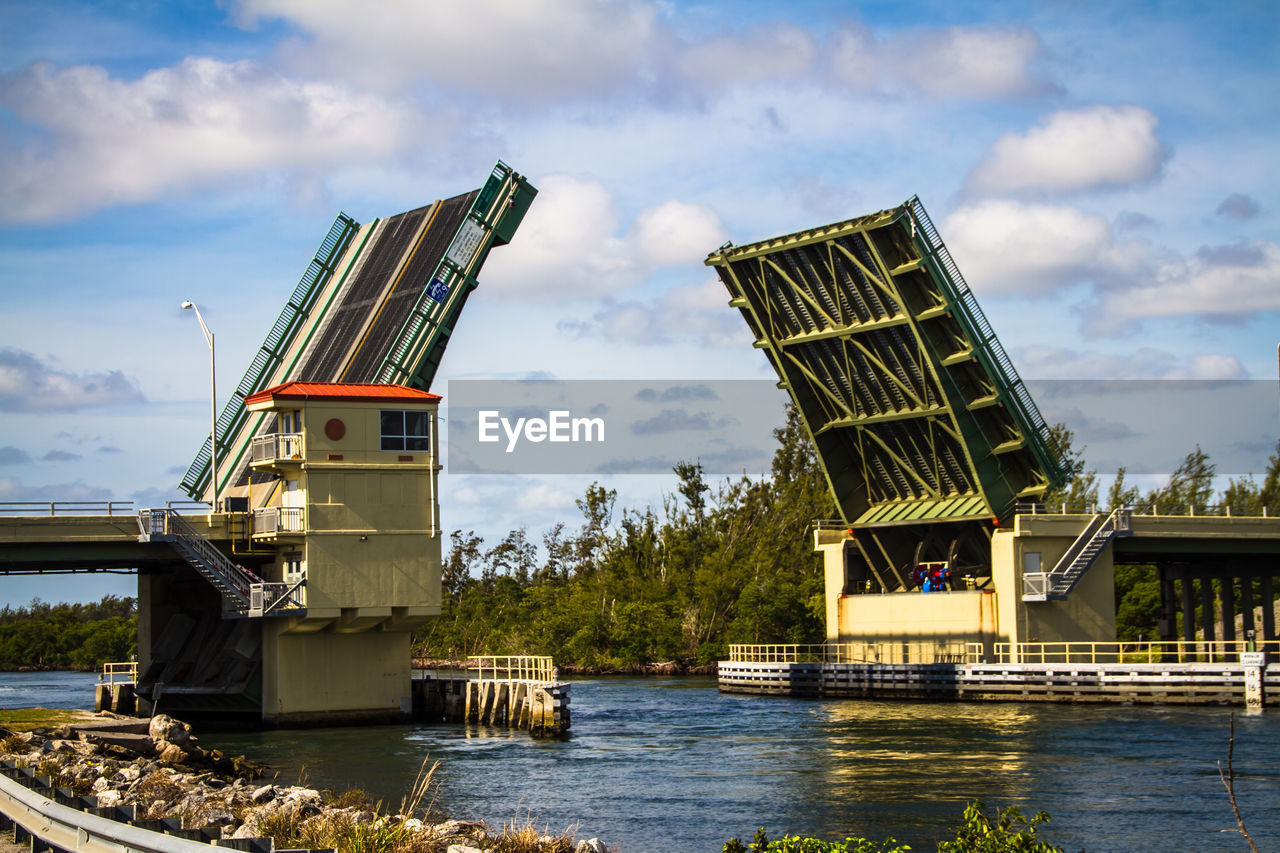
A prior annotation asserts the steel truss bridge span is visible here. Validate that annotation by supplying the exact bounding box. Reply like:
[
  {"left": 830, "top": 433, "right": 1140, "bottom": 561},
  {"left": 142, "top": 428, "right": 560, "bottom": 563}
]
[
  {"left": 707, "top": 197, "right": 1067, "bottom": 591},
  {"left": 180, "top": 162, "right": 536, "bottom": 504}
]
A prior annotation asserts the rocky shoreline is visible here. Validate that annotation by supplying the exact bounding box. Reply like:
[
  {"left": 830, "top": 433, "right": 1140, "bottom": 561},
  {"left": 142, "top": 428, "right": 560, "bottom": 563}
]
[
  {"left": 1, "top": 711, "right": 612, "bottom": 853},
  {"left": 413, "top": 658, "right": 717, "bottom": 677}
]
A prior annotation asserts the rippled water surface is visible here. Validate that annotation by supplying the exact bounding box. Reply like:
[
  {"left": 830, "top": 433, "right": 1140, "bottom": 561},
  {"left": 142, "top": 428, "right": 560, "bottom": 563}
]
[{"left": 9, "top": 672, "right": 1280, "bottom": 851}]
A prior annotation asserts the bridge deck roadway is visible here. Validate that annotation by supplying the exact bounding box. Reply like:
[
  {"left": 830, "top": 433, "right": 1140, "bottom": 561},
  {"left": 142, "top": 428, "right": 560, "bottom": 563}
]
[
  {"left": 1013, "top": 512, "right": 1280, "bottom": 560},
  {"left": 0, "top": 514, "right": 233, "bottom": 573}
]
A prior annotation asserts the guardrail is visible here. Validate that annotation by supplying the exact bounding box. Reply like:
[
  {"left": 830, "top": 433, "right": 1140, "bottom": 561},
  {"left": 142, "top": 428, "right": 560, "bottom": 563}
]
[
  {"left": 468, "top": 655, "right": 556, "bottom": 683},
  {"left": 0, "top": 501, "right": 210, "bottom": 517},
  {"left": 729, "top": 640, "right": 1279, "bottom": 665},
  {"left": 100, "top": 661, "right": 137, "bottom": 686},
  {"left": 992, "top": 640, "right": 1279, "bottom": 664},
  {"left": 1015, "top": 501, "right": 1277, "bottom": 518},
  {"left": 728, "top": 642, "right": 972, "bottom": 664}
]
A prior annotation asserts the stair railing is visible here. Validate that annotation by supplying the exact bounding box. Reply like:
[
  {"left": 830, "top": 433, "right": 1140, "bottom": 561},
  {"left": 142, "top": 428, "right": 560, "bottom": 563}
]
[
  {"left": 137, "top": 508, "right": 260, "bottom": 605},
  {"left": 1022, "top": 507, "right": 1133, "bottom": 600}
]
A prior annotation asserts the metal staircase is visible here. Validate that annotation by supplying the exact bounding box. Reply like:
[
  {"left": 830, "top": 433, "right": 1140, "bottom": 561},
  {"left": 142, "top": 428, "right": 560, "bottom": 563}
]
[
  {"left": 136, "top": 509, "right": 304, "bottom": 618},
  {"left": 1022, "top": 508, "right": 1133, "bottom": 601}
]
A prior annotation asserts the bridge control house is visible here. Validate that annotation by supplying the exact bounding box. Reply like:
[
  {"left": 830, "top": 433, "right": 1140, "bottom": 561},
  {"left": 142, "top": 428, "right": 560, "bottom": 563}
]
[{"left": 240, "top": 381, "right": 442, "bottom": 724}]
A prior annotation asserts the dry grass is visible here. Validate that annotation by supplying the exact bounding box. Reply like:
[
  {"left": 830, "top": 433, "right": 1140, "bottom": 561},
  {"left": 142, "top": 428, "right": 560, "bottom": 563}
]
[
  {"left": 488, "top": 813, "right": 578, "bottom": 853},
  {"left": 0, "top": 707, "right": 97, "bottom": 732},
  {"left": 325, "top": 786, "right": 377, "bottom": 811},
  {"left": 0, "top": 733, "right": 27, "bottom": 754}
]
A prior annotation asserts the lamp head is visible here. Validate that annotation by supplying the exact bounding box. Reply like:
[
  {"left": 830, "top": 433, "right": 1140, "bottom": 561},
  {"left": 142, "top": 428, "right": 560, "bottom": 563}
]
[{"left": 180, "top": 301, "right": 194, "bottom": 309}]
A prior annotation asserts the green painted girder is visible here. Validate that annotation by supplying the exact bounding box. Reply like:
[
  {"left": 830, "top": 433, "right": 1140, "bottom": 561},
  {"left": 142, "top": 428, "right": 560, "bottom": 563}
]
[
  {"left": 181, "top": 162, "right": 536, "bottom": 502},
  {"left": 181, "top": 213, "right": 361, "bottom": 500},
  {"left": 706, "top": 197, "right": 1066, "bottom": 528},
  {"left": 376, "top": 162, "right": 537, "bottom": 389}
]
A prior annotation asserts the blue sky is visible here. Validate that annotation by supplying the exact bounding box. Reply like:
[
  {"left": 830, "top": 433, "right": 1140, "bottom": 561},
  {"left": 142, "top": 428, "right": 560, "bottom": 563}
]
[{"left": 1, "top": 0, "right": 1278, "bottom": 605}]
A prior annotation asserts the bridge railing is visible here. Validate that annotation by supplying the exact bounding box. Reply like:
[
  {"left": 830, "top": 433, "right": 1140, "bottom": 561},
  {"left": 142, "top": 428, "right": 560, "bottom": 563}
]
[
  {"left": 0, "top": 501, "right": 209, "bottom": 517},
  {"left": 992, "top": 640, "right": 1280, "bottom": 664},
  {"left": 728, "top": 642, "right": 971, "bottom": 664},
  {"left": 468, "top": 655, "right": 556, "bottom": 684},
  {"left": 728, "top": 640, "right": 1279, "bottom": 665},
  {"left": 99, "top": 661, "right": 137, "bottom": 686},
  {"left": 1016, "top": 501, "right": 1277, "bottom": 518}
]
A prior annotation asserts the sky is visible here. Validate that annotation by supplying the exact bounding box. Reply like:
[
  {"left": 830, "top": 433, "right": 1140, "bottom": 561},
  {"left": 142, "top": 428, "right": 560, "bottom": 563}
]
[{"left": 1, "top": 0, "right": 1278, "bottom": 605}]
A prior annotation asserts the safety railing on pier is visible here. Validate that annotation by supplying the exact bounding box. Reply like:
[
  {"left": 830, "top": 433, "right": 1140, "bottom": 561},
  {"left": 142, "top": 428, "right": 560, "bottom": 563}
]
[
  {"left": 731, "top": 640, "right": 1278, "bottom": 666},
  {"left": 468, "top": 655, "right": 556, "bottom": 683},
  {"left": 0, "top": 501, "right": 208, "bottom": 517},
  {"left": 992, "top": 640, "right": 1280, "bottom": 665},
  {"left": 99, "top": 661, "right": 137, "bottom": 687},
  {"left": 729, "top": 642, "right": 971, "bottom": 664},
  {"left": 1015, "top": 501, "right": 1278, "bottom": 518}
]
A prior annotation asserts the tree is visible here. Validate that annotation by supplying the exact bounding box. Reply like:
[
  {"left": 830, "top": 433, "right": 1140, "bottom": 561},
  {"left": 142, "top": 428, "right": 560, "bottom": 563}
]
[
  {"left": 1149, "top": 445, "right": 1215, "bottom": 510},
  {"left": 442, "top": 530, "right": 483, "bottom": 600},
  {"left": 1041, "top": 423, "right": 1098, "bottom": 509}
]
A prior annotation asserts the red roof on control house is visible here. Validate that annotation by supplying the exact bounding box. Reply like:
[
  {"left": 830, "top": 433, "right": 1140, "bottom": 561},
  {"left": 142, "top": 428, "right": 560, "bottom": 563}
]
[{"left": 244, "top": 382, "right": 441, "bottom": 406}]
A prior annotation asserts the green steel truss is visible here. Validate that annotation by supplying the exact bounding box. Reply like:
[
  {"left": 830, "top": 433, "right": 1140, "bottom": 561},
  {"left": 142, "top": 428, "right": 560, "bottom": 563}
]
[
  {"left": 180, "top": 212, "right": 361, "bottom": 500},
  {"left": 706, "top": 197, "right": 1066, "bottom": 532},
  {"left": 376, "top": 161, "right": 537, "bottom": 389},
  {"left": 180, "top": 161, "right": 536, "bottom": 503}
]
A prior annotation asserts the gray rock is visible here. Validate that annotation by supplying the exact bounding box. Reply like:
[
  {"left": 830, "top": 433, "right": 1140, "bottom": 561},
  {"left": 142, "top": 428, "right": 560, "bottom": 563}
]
[
  {"left": 96, "top": 790, "right": 122, "bottom": 807},
  {"left": 148, "top": 714, "right": 192, "bottom": 747},
  {"left": 250, "top": 784, "right": 276, "bottom": 804},
  {"left": 446, "top": 846, "right": 486, "bottom": 853},
  {"left": 575, "top": 839, "right": 608, "bottom": 853}
]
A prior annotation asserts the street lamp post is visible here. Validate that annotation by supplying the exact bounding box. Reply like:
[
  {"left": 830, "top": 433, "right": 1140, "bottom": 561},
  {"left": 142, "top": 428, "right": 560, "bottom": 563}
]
[{"left": 181, "top": 301, "right": 219, "bottom": 512}]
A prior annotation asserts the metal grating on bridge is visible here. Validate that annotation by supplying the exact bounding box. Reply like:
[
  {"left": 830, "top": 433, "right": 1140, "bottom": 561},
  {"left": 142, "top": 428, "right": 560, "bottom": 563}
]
[
  {"left": 181, "top": 162, "right": 536, "bottom": 502},
  {"left": 707, "top": 197, "right": 1066, "bottom": 587}
]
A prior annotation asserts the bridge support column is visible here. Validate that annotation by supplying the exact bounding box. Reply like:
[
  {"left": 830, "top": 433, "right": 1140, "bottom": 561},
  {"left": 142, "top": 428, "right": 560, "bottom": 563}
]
[
  {"left": 1180, "top": 579, "right": 1196, "bottom": 643},
  {"left": 1201, "top": 580, "right": 1216, "bottom": 643},
  {"left": 1259, "top": 573, "right": 1269, "bottom": 640},
  {"left": 1222, "top": 579, "right": 1236, "bottom": 641},
  {"left": 261, "top": 621, "right": 414, "bottom": 726}
]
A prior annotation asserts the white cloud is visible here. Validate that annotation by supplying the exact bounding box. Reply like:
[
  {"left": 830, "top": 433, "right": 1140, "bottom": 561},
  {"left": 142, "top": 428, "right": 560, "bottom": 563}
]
[
  {"left": 0, "top": 477, "right": 114, "bottom": 501},
  {"left": 238, "top": 1, "right": 1052, "bottom": 103},
  {"left": 236, "top": 0, "right": 664, "bottom": 101},
  {"left": 676, "top": 25, "right": 816, "bottom": 90},
  {"left": 480, "top": 175, "right": 728, "bottom": 301},
  {"left": 943, "top": 200, "right": 1136, "bottom": 295},
  {"left": 0, "top": 349, "right": 145, "bottom": 412},
  {"left": 0, "top": 57, "right": 423, "bottom": 223},
  {"left": 1103, "top": 239, "right": 1280, "bottom": 319},
  {"left": 1016, "top": 346, "right": 1248, "bottom": 380},
  {"left": 946, "top": 201, "right": 1280, "bottom": 326},
  {"left": 558, "top": 276, "right": 749, "bottom": 347},
  {"left": 966, "top": 105, "right": 1168, "bottom": 194},
  {"left": 514, "top": 483, "right": 575, "bottom": 512},
  {"left": 886, "top": 27, "right": 1055, "bottom": 99}
]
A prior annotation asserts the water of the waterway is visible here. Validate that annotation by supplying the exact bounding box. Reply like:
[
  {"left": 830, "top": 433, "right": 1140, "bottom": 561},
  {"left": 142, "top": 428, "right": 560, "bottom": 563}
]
[{"left": 7, "top": 672, "right": 1280, "bottom": 852}]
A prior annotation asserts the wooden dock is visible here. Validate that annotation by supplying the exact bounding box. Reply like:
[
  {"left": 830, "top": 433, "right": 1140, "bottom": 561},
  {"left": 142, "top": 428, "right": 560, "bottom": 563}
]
[{"left": 412, "top": 655, "right": 570, "bottom": 736}]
